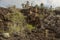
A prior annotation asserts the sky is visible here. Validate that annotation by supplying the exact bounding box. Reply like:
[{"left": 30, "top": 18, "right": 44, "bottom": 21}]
[{"left": 0, "top": 0, "right": 60, "bottom": 8}]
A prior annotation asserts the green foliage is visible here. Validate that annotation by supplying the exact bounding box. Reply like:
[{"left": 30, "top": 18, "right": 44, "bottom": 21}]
[
  {"left": 5, "top": 9, "right": 26, "bottom": 33},
  {"left": 26, "top": 24, "right": 35, "bottom": 31}
]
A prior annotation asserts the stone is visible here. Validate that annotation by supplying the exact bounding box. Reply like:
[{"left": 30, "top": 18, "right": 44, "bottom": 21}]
[{"left": 2, "top": 33, "right": 10, "bottom": 38}]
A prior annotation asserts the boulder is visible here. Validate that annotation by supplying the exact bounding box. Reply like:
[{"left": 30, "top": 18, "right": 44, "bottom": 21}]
[{"left": 2, "top": 33, "right": 10, "bottom": 38}]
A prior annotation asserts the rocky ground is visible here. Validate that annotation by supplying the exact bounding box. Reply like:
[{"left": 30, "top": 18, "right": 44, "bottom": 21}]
[{"left": 0, "top": 6, "right": 60, "bottom": 40}]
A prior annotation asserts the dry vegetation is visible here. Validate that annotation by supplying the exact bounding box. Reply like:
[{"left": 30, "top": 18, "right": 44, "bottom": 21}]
[{"left": 0, "top": 1, "right": 60, "bottom": 40}]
